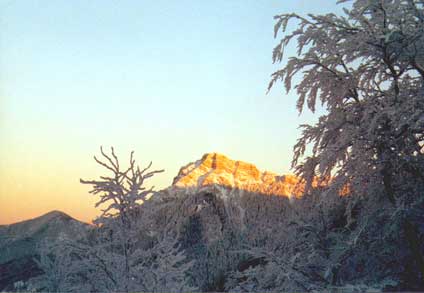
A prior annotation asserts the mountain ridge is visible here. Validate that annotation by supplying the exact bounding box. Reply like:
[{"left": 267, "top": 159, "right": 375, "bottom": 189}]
[{"left": 172, "top": 152, "right": 302, "bottom": 197}]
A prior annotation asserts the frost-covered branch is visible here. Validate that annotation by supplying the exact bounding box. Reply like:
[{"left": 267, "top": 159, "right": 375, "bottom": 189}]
[
  {"left": 80, "top": 146, "right": 164, "bottom": 225},
  {"left": 269, "top": 0, "right": 424, "bottom": 199}
]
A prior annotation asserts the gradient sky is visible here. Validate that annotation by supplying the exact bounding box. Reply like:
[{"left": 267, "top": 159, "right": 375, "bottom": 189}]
[{"left": 0, "top": 0, "right": 343, "bottom": 224}]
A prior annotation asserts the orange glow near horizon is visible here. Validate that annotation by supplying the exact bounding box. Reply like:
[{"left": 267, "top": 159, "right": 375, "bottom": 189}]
[
  {"left": 0, "top": 148, "right": 170, "bottom": 225},
  {"left": 0, "top": 151, "right": 348, "bottom": 225},
  {"left": 0, "top": 164, "right": 98, "bottom": 224}
]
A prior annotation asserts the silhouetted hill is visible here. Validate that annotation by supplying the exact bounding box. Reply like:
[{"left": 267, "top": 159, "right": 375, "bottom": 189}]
[{"left": 0, "top": 211, "right": 88, "bottom": 291}]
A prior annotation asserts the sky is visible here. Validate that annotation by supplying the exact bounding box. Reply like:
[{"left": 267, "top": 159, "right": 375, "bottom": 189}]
[{"left": 0, "top": 0, "right": 344, "bottom": 224}]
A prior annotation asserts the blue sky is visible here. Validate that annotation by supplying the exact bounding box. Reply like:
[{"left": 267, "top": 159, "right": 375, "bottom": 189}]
[{"left": 0, "top": 0, "right": 343, "bottom": 223}]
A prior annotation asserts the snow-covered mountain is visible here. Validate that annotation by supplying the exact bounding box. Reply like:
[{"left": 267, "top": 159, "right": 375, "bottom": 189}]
[
  {"left": 0, "top": 154, "right": 302, "bottom": 291},
  {"left": 140, "top": 153, "right": 299, "bottom": 290},
  {"left": 172, "top": 152, "right": 302, "bottom": 198}
]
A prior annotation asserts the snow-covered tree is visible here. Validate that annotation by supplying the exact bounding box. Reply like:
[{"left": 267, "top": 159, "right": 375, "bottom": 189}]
[
  {"left": 224, "top": 190, "right": 339, "bottom": 292},
  {"left": 37, "top": 147, "right": 195, "bottom": 292},
  {"left": 269, "top": 0, "right": 424, "bottom": 198},
  {"left": 80, "top": 147, "right": 164, "bottom": 287},
  {"left": 269, "top": 0, "right": 424, "bottom": 280}
]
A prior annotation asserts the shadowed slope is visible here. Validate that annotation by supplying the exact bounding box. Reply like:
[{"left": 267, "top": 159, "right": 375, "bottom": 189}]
[{"left": 0, "top": 211, "right": 88, "bottom": 291}]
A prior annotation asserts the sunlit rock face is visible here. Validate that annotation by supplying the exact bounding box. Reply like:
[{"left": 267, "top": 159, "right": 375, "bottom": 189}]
[{"left": 172, "top": 153, "right": 302, "bottom": 197}]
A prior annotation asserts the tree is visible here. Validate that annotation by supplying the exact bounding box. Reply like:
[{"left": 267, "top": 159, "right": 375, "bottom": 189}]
[
  {"left": 269, "top": 0, "right": 424, "bottom": 197},
  {"left": 78, "top": 146, "right": 166, "bottom": 291},
  {"left": 80, "top": 146, "right": 164, "bottom": 227},
  {"left": 268, "top": 0, "right": 424, "bottom": 287},
  {"left": 37, "top": 147, "right": 195, "bottom": 292}
]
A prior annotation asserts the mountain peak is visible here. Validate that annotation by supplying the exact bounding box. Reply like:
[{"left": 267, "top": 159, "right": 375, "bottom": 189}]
[
  {"left": 172, "top": 153, "right": 301, "bottom": 197},
  {"left": 40, "top": 210, "right": 71, "bottom": 220}
]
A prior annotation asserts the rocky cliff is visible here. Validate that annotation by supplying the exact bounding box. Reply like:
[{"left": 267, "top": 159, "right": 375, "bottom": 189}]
[{"left": 172, "top": 153, "right": 302, "bottom": 197}]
